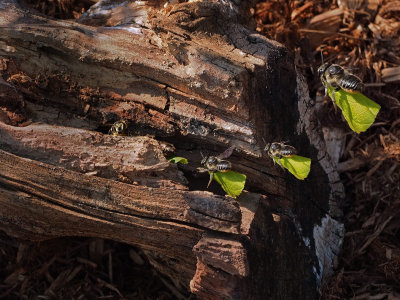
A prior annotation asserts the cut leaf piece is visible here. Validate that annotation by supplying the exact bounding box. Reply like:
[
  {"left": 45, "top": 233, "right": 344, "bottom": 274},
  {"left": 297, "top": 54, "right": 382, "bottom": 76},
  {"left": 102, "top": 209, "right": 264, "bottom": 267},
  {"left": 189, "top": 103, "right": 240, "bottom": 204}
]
[
  {"left": 168, "top": 157, "right": 188, "bottom": 164},
  {"left": 274, "top": 155, "right": 311, "bottom": 180},
  {"left": 327, "top": 87, "right": 380, "bottom": 133},
  {"left": 212, "top": 171, "right": 246, "bottom": 198}
]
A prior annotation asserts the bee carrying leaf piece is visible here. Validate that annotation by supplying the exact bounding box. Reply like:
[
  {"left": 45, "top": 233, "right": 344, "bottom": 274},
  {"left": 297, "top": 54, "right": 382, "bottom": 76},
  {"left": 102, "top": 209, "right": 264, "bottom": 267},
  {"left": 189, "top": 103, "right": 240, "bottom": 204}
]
[
  {"left": 318, "top": 63, "right": 364, "bottom": 108},
  {"left": 198, "top": 146, "right": 234, "bottom": 188},
  {"left": 109, "top": 120, "right": 128, "bottom": 136},
  {"left": 264, "top": 142, "right": 297, "bottom": 167}
]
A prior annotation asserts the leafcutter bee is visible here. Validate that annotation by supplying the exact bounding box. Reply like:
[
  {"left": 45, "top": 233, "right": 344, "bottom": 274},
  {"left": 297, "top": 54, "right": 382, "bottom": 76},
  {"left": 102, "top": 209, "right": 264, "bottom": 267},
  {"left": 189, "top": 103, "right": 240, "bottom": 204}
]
[
  {"left": 198, "top": 146, "right": 234, "bottom": 188},
  {"left": 264, "top": 142, "right": 297, "bottom": 167},
  {"left": 318, "top": 63, "right": 364, "bottom": 107},
  {"left": 109, "top": 120, "right": 127, "bottom": 136},
  {"left": 159, "top": 141, "right": 176, "bottom": 156}
]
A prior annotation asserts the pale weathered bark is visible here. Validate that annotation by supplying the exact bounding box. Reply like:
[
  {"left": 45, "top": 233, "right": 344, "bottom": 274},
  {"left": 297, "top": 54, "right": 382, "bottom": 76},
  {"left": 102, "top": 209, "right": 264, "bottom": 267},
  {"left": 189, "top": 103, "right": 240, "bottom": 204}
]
[{"left": 0, "top": 0, "right": 344, "bottom": 299}]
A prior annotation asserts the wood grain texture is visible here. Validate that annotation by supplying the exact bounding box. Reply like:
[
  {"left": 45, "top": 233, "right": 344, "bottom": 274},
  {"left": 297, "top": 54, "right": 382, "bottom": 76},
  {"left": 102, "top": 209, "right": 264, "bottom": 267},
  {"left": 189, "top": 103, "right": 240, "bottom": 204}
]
[{"left": 0, "top": 149, "right": 244, "bottom": 234}]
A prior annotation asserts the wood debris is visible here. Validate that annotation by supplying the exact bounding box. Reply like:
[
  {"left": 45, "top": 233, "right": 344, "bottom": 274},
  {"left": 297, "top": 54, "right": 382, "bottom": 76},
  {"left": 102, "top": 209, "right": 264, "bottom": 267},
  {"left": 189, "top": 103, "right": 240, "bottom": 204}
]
[
  {"left": 382, "top": 67, "right": 400, "bottom": 83},
  {"left": 0, "top": 234, "right": 178, "bottom": 299}
]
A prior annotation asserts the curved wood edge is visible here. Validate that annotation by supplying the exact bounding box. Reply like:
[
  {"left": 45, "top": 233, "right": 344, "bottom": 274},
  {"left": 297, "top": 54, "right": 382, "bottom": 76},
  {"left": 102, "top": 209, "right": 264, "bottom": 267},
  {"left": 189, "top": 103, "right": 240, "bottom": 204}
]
[{"left": 0, "top": 149, "right": 247, "bottom": 234}]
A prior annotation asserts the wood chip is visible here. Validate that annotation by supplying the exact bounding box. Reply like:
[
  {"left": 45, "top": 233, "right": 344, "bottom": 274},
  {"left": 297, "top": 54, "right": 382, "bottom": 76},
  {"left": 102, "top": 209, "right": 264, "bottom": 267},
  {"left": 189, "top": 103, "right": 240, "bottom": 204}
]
[
  {"left": 382, "top": 67, "right": 400, "bottom": 83},
  {"left": 83, "top": 104, "right": 90, "bottom": 114},
  {"left": 385, "top": 248, "right": 392, "bottom": 260},
  {"left": 337, "top": 157, "right": 366, "bottom": 172},
  {"left": 338, "top": 0, "right": 379, "bottom": 12},
  {"left": 129, "top": 249, "right": 145, "bottom": 265},
  {"left": 358, "top": 216, "right": 394, "bottom": 254},
  {"left": 97, "top": 279, "right": 123, "bottom": 297},
  {"left": 362, "top": 214, "right": 377, "bottom": 229},
  {"left": 76, "top": 257, "right": 98, "bottom": 268},
  {"left": 309, "top": 8, "right": 344, "bottom": 27},
  {"left": 291, "top": 2, "right": 313, "bottom": 20},
  {"left": 366, "top": 160, "right": 384, "bottom": 177}
]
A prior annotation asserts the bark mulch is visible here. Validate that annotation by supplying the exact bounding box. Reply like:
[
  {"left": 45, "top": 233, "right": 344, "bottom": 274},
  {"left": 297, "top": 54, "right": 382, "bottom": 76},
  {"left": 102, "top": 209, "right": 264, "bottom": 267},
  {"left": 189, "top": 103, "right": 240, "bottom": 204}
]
[{"left": 0, "top": 233, "right": 178, "bottom": 299}]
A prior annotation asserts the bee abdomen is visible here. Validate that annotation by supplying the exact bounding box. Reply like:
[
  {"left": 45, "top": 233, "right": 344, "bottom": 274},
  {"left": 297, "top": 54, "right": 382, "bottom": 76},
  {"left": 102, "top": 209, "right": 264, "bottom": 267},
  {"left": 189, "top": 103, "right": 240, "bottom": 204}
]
[
  {"left": 217, "top": 161, "right": 231, "bottom": 171},
  {"left": 280, "top": 148, "right": 297, "bottom": 157},
  {"left": 339, "top": 74, "right": 363, "bottom": 92}
]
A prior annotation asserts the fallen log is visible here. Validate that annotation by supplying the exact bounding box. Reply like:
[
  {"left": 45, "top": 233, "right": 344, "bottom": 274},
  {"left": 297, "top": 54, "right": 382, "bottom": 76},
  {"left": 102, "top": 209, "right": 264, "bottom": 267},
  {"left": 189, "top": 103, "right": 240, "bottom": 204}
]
[{"left": 0, "top": 0, "right": 344, "bottom": 298}]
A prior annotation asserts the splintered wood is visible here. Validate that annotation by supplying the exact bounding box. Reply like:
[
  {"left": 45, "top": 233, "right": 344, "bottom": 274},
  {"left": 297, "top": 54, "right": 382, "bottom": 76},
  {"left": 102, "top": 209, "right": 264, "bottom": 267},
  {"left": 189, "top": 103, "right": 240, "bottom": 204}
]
[{"left": 382, "top": 67, "right": 400, "bottom": 83}]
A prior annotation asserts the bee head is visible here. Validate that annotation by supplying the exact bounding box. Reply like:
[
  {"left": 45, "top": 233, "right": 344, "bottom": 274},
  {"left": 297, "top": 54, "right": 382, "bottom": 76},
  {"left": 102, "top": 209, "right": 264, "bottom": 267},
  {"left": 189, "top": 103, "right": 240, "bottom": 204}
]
[
  {"left": 317, "top": 63, "right": 329, "bottom": 77},
  {"left": 207, "top": 156, "right": 217, "bottom": 164},
  {"left": 270, "top": 143, "right": 280, "bottom": 151}
]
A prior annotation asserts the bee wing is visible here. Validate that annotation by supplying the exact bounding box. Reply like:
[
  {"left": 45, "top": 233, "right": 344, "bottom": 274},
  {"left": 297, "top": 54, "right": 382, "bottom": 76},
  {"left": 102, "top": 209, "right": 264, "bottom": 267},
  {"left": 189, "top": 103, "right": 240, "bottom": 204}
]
[{"left": 218, "top": 146, "right": 235, "bottom": 159}]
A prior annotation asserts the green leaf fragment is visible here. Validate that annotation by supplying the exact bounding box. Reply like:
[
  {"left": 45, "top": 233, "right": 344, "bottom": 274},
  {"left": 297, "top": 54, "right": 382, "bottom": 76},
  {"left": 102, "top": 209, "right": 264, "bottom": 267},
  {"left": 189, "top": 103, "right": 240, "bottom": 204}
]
[
  {"left": 327, "top": 87, "right": 380, "bottom": 133},
  {"left": 168, "top": 157, "right": 188, "bottom": 164},
  {"left": 212, "top": 170, "right": 246, "bottom": 198},
  {"left": 274, "top": 155, "right": 311, "bottom": 180}
]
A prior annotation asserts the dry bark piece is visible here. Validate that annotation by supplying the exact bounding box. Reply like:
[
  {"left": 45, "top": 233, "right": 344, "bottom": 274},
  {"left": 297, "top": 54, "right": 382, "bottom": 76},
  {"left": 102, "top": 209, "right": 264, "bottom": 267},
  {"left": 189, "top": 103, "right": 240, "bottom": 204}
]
[
  {"left": 193, "top": 232, "right": 249, "bottom": 277},
  {"left": 303, "top": 8, "right": 343, "bottom": 48},
  {"left": 338, "top": 0, "right": 379, "bottom": 15},
  {"left": 190, "top": 259, "right": 243, "bottom": 299},
  {"left": 382, "top": 67, "right": 400, "bottom": 83},
  {"left": 337, "top": 157, "right": 366, "bottom": 172}
]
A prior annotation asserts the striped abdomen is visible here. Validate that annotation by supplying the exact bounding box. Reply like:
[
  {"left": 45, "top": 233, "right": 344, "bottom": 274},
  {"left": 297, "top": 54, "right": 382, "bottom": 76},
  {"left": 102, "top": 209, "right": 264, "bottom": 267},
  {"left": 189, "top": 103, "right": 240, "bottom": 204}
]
[
  {"left": 280, "top": 146, "right": 297, "bottom": 157},
  {"left": 339, "top": 74, "right": 363, "bottom": 93},
  {"left": 216, "top": 161, "right": 231, "bottom": 172}
]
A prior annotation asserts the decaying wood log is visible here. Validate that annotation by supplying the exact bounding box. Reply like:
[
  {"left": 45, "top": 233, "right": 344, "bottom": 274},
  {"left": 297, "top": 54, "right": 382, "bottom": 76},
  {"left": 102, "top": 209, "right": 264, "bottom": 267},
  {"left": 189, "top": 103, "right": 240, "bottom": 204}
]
[{"left": 0, "top": 0, "right": 345, "bottom": 298}]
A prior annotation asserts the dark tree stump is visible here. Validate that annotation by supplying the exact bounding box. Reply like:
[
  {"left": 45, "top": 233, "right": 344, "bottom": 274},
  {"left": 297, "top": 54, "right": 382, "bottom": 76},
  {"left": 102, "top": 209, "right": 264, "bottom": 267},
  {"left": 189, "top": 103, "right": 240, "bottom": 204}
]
[{"left": 0, "top": 0, "right": 344, "bottom": 298}]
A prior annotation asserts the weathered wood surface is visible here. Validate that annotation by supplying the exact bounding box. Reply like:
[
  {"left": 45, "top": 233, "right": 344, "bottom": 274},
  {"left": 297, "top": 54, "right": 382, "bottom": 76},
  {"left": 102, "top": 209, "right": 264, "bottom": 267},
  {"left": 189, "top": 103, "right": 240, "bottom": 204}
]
[
  {"left": 0, "top": 121, "right": 188, "bottom": 187},
  {"left": 0, "top": 0, "right": 345, "bottom": 299}
]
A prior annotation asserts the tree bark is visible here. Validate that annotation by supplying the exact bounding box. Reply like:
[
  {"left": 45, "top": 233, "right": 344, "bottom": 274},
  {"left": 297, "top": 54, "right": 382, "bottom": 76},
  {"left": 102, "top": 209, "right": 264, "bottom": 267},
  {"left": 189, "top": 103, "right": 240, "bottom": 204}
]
[{"left": 0, "top": 0, "right": 344, "bottom": 299}]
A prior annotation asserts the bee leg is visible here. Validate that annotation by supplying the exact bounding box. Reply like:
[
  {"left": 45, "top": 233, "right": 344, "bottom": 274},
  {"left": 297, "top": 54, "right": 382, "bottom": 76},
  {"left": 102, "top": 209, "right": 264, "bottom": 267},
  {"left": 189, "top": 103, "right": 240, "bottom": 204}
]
[
  {"left": 277, "top": 158, "right": 285, "bottom": 169},
  {"left": 331, "top": 93, "right": 338, "bottom": 112},
  {"left": 206, "top": 172, "right": 214, "bottom": 188},
  {"left": 275, "top": 155, "right": 285, "bottom": 169},
  {"left": 331, "top": 87, "right": 341, "bottom": 112},
  {"left": 321, "top": 76, "right": 328, "bottom": 96},
  {"left": 268, "top": 153, "right": 276, "bottom": 165},
  {"left": 197, "top": 167, "right": 207, "bottom": 173}
]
